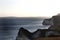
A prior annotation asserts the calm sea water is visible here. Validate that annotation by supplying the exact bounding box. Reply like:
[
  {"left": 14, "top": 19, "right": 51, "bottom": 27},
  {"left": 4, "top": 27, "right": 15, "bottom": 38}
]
[{"left": 0, "top": 17, "right": 50, "bottom": 40}]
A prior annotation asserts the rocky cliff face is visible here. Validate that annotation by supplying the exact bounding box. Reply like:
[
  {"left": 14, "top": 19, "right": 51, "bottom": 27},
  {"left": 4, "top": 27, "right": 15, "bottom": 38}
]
[
  {"left": 49, "top": 15, "right": 60, "bottom": 31},
  {"left": 52, "top": 16, "right": 60, "bottom": 25},
  {"left": 42, "top": 18, "right": 53, "bottom": 25}
]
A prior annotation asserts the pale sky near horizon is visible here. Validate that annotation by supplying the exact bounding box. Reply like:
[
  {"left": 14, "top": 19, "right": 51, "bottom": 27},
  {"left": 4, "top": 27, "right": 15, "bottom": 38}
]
[{"left": 0, "top": 0, "right": 60, "bottom": 17}]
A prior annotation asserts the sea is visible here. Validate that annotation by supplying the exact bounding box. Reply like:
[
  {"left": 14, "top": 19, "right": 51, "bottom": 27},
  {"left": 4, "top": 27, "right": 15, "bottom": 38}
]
[{"left": 0, "top": 17, "right": 50, "bottom": 40}]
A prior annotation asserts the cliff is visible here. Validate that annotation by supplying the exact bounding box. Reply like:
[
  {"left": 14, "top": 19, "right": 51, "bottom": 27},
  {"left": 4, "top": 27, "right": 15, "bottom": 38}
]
[
  {"left": 42, "top": 18, "right": 53, "bottom": 25},
  {"left": 49, "top": 15, "right": 60, "bottom": 31}
]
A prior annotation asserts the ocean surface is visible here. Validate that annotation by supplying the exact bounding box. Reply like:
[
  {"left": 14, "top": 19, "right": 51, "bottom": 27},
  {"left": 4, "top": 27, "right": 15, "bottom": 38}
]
[{"left": 0, "top": 17, "right": 50, "bottom": 40}]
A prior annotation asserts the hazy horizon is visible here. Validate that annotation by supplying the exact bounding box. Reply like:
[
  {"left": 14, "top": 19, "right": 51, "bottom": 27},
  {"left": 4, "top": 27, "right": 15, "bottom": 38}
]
[{"left": 0, "top": 0, "right": 60, "bottom": 17}]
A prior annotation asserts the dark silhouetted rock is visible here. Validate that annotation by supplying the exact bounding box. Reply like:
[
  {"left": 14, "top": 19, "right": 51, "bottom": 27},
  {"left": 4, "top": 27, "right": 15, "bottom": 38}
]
[
  {"left": 49, "top": 14, "right": 60, "bottom": 31},
  {"left": 42, "top": 18, "right": 53, "bottom": 25},
  {"left": 31, "top": 29, "right": 42, "bottom": 39},
  {"left": 16, "top": 27, "right": 60, "bottom": 40},
  {"left": 45, "top": 30, "right": 60, "bottom": 37},
  {"left": 16, "top": 28, "right": 48, "bottom": 40},
  {"left": 52, "top": 16, "right": 60, "bottom": 25},
  {"left": 16, "top": 27, "right": 32, "bottom": 40}
]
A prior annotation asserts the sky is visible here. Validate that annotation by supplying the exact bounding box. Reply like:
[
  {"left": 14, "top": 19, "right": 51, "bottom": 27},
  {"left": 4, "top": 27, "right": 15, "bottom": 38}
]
[{"left": 0, "top": 0, "right": 60, "bottom": 17}]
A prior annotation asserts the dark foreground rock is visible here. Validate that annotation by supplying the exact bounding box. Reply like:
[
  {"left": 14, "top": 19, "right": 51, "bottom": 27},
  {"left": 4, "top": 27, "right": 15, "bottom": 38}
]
[
  {"left": 16, "top": 27, "right": 60, "bottom": 40},
  {"left": 16, "top": 27, "right": 32, "bottom": 40}
]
